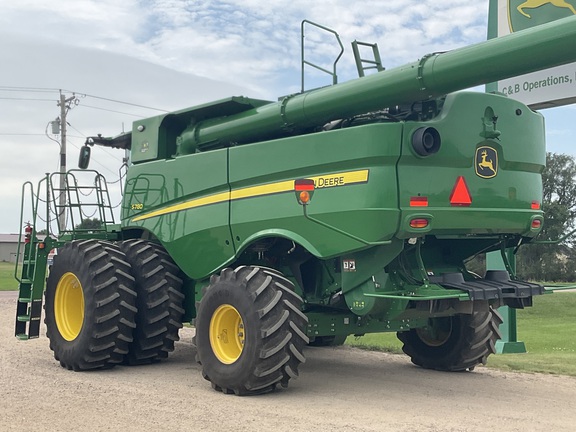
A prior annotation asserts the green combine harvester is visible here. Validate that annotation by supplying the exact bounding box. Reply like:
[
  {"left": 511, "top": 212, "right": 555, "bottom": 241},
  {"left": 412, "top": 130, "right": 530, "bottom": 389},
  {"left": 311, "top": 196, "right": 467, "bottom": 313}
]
[{"left": 14, "top": 17, "right": 576, "bottom": 395}]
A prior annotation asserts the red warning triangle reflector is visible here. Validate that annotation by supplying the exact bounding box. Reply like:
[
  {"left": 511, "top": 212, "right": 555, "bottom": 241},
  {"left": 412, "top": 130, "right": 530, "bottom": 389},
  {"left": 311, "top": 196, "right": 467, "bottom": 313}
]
[{"left": 450, "top": 176, "right": 472, "bottom": 207}]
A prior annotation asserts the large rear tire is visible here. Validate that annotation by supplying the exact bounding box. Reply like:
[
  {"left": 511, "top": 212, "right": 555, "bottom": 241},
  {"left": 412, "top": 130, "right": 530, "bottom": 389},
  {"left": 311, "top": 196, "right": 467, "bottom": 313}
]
[
  {"left": 45, "top": 240, "right": 137, "bottom": 370},
  {"left": 120, "top": 239, "right": 185, "bottom": 365},
  {"left": 195, "top": 266, "right": 309, "bottom": 395},
  {"left": 397, "top": 305, "right": 503, "bottom": 371}
]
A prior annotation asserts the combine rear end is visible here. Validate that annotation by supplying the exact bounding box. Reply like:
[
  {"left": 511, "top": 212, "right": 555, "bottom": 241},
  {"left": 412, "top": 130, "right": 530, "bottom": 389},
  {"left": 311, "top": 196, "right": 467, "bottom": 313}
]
[{"left": 15, "top": 16, "right": 576, "bottom": 395}]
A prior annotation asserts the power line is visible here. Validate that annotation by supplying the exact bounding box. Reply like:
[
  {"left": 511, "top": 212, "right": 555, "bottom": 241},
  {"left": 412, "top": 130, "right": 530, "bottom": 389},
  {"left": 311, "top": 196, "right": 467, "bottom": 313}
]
[
  {"left": 79, "top": 104, "right": 147, "bottom": 117},
  {"left": 80, "top": 93, "right": 169, "bottom": 113},
  {"left": 0, "top": 133, "right": 46, "bottom": 136},
  {"left": 0, "top": 97, "right": 55, "bottom": 102},
  {"left": 0, "top": 86, "right": 61, "bottom": 93},
  {"left": 0, "top": 86, "right": 169, "bottom": 112}
]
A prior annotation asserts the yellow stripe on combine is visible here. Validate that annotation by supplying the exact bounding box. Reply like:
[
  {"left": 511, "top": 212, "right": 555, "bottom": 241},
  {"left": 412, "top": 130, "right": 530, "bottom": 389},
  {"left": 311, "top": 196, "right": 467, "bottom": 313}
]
[
  {"left": 230, "top": 180, "right": 294, "bottom": 200},
  {"left": 132, "top": 191, "right": 230, "bottom": 222},
  {"left": 132, "top": 169, "right": 369, "bottom": 222}
]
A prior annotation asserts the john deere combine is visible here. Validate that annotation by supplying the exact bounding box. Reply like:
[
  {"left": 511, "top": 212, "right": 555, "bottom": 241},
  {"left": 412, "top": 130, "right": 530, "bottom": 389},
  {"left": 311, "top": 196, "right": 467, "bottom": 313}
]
[{"left": 15, "top": 17, "right": 576, "bottom": 395}]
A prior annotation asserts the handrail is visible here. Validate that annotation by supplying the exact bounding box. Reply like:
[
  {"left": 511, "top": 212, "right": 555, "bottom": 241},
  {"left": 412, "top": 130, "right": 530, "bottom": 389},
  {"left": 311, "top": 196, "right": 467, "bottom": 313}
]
[{"left": 300, "top": 20, "right": 344, "bottom": 92}]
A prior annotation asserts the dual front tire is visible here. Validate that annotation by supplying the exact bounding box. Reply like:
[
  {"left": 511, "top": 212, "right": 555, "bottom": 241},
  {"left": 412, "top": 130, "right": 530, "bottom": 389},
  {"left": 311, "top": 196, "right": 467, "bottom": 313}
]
[
  {"left": 45, "top": 240, "right": 137, "bottom": 370},
  {"left": 45, "top": 239, "right": 184, "bottom": 370}
]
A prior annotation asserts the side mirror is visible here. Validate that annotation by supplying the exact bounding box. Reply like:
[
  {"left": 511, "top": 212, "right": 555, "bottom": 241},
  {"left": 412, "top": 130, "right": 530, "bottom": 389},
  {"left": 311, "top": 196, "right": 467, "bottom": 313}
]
[{"left": 78, "top": 145, "right": 91, "bottom": 169}]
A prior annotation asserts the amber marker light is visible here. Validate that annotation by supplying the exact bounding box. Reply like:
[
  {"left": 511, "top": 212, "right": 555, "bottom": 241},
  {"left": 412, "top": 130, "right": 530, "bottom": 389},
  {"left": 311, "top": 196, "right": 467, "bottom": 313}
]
[
  {"left": 410, "top": 218, "right": 429, "bottom": 228},
  {"left": 294, "top": 178, "right": 315, "bottom": 205}
]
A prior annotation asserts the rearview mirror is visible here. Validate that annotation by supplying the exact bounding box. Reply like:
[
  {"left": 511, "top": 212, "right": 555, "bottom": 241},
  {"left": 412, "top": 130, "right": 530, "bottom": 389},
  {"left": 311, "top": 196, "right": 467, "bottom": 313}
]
[{"left": 78, "top": 145, "right": 91, "bottom": 169}]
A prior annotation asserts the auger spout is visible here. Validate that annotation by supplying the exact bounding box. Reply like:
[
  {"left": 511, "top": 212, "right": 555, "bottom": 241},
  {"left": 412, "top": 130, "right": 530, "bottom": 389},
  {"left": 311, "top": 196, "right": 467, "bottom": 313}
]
[{"left": 176, "top": 15, "right": 576, "bottom": 154}]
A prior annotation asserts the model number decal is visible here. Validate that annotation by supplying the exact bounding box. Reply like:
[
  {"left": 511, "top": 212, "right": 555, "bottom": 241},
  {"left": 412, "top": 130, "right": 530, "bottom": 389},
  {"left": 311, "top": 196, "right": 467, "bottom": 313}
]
[{"left": 131, "top": 203, "right": 144, "bottom": 210}]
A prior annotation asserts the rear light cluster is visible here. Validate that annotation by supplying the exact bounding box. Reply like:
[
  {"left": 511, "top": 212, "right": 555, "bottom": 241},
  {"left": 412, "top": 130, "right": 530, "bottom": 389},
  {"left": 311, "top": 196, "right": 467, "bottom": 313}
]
[
  {"left": 407, "top": 178, "right": 542, "bottom": 230},
  {"left": 410, "top": 177, "right": 472, "bottom": 209}
]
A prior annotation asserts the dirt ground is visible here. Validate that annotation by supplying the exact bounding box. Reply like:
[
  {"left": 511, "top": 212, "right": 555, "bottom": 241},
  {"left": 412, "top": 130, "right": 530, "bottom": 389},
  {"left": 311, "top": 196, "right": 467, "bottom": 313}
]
[{"left": 2, "top": 291, "right": 576, "bottom": 432}]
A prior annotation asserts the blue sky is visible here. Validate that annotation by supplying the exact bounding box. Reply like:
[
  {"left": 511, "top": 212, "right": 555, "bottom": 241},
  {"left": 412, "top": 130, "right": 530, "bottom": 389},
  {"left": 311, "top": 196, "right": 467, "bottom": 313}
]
[{"left": 0, "top": 0, "right": 574, "bottom": 233}]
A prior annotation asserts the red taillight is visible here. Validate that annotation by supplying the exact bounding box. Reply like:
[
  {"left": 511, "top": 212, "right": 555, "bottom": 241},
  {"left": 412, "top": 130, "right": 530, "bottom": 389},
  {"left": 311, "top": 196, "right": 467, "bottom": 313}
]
[
  {"left": 294, "top": 179, "right": 315, "bottom": 191},
  {"left": 410, "top": 218, "right": 429, "bottom": 228},
  {"left": 410, "top": 196, "right": 428, "bottom": 207},
  {"left": 531, "top": 201, "right": 541, "bottom": 210},
  {"left": 450, "top": 176, "right": 472, "bottom": 206},
  {"left": 532, "top": 219, "right": 542, "bottom": 229}
]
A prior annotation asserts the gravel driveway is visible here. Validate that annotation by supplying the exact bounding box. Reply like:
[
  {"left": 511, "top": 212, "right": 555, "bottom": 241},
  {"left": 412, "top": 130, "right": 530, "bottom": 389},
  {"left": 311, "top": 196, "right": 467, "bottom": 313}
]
[{"left": 2, "top": 291, "right": 575, "bottom": 432}]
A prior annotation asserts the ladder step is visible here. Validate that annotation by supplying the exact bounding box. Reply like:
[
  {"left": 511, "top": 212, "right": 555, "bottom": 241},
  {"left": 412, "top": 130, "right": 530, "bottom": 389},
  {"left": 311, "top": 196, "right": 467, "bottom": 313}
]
[
  {"left": 16, "top": 334, "right": 30, "bottom": 341},
  {"left": 17, "top": 315, "right": 30, "bottom": 322}
]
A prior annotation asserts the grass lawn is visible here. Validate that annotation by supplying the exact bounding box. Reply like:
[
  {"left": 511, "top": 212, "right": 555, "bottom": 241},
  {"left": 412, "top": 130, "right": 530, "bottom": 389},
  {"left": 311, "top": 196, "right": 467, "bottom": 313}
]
[
  {"left": 0, "top": 261, "right": 18, "bottom": 291},
  {"left": 347, "top": 292, "right": 576, "bottom": 376}
]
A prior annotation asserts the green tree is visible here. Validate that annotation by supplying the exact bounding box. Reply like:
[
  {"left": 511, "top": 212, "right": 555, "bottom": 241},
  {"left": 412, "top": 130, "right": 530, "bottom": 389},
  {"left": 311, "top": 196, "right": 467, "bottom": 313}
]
[
  {"left": 75, "top": 218, "right": 102, "bottom": 231},
  {"left": 516, "top": 153, "right": 576, "bottom": 281}
]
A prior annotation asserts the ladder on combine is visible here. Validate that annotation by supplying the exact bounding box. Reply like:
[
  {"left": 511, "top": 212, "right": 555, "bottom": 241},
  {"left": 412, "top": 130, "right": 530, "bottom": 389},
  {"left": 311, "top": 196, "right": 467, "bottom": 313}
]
[
  {"left": 14, "top": 223, "right": 53, "bottom": 339},
  {"left": 14, "top": 170, "right": 117, "bottom": 339},
  {"left": 351, "top": 40, "right": 384, "bottom": 77}
]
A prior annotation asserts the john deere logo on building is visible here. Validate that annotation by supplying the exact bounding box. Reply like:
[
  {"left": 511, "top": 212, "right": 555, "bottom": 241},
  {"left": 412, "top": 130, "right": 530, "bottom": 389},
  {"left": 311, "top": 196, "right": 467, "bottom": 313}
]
[
  {"left": 475, "top": 146, "right": 498, "bottom": 179},
  {"left": 509, "top": 0, "right": 576, "bottom": 31}
]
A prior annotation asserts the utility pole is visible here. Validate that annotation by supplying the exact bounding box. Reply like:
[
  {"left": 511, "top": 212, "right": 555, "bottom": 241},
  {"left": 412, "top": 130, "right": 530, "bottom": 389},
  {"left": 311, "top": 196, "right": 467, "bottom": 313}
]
[{"left": 56, "top": 91, "right": 77, "bottom": 232}]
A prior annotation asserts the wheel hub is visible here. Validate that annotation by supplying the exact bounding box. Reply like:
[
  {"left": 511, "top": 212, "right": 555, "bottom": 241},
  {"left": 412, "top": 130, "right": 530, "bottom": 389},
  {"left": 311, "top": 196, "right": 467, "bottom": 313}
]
[
  {"left": 54, "top": 272, "right": 85, "bottom": 341},
  {"left": 209, "top": 304, "right": 245, "bottom": 364},
  {"left": 416, "top": 317, "right": 453, "bottom": 347}
]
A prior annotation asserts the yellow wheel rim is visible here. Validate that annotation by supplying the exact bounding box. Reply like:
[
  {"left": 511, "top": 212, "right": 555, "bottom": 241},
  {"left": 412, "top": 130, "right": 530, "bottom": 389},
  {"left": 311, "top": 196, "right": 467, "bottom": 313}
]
[
  {"left": 209, "top": 304, "right": 245, "bottom": 364},
  {"left": 54, "top": 272, "right": 85, "bottom": 341}
]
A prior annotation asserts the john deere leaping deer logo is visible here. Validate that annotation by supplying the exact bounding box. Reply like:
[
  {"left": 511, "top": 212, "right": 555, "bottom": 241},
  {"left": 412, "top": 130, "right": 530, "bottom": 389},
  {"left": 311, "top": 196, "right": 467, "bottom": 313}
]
[
  {"left": 510, "top": 0, "right": 576, "bottom": 31},
  {"left": 517, "top": 0, "right": 576, "bottom": 18},
  {"left": 475, "top": 146, "right": 498, "bottom": 179}
]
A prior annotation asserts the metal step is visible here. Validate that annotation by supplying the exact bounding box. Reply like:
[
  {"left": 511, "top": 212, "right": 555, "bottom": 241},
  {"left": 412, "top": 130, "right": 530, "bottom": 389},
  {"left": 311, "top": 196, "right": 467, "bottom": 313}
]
[{"left": 430, "top": 270, "right": 544, "bottom": 308}]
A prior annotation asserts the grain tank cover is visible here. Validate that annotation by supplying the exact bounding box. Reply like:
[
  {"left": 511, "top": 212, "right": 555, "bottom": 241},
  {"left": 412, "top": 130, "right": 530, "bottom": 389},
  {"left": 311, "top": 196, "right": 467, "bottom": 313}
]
[{"left": 130, "top": 96, "right": 273, "bottom": 163}]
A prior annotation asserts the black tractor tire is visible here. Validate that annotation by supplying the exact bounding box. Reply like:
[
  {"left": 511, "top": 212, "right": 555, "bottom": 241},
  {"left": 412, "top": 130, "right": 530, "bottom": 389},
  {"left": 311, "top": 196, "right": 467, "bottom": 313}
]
[
  {"left": 120, "top": 239, "right": 185, "bottom": 365},
  {"left": 45, "top": 240, "right": 137, "bottom": 370},
  {"left": 195, "top": 266, "right": 309, "bottom": 395},
  {"left": 309, "top": 335, "right": 348, "bottom": 347},
  {"left": 397, "top": 306, "right": 503, "bottom": 372}
]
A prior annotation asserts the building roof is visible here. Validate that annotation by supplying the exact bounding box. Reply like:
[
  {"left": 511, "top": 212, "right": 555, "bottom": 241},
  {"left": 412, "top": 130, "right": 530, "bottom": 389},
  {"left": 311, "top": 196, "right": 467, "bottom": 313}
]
[{"left": 0, "top": 234, "right": 25, "bottom": 243}]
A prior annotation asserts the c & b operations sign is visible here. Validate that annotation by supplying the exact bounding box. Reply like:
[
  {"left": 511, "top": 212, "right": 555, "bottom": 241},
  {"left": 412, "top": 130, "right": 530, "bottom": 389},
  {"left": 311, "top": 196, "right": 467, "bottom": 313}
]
[{"left": 493, "top": 0, "right": 576, "bottom": 108}]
